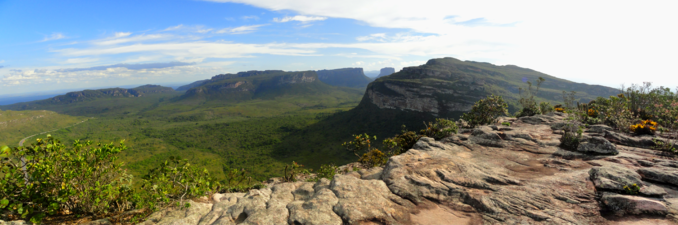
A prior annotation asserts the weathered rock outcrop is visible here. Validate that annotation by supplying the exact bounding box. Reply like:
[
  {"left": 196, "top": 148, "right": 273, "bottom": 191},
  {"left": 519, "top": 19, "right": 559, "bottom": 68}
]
[{"left": 129, "top": 113, "right": 678, "bottom": 225}]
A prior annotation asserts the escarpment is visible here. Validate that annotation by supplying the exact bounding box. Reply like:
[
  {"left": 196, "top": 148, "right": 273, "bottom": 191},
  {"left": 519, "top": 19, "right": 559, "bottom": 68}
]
[
  {"left": 180, "top": 70, "right": 321, "bottom": 101},
  {"left": 133, "top": 113, "right": 678, "bottom": 225},
  {"left": 359, "top": 57, "right": 620, "bottom": 120}
]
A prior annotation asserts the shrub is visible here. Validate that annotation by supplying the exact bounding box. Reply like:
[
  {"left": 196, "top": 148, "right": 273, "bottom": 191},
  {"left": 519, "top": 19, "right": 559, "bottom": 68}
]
[
  {"left": 539, "top": 102, "right": 554, "bottom": 114},
  {"left": 282, "top": 161, "right": 305, "bottom": 182},
  {"left": 342, "top": 133, "right": 376, "bottom": 157},
  {"left": 382, "top": 126, "right": 419, "bottom": 156},
  {"left": 310, "top": 164, "right": 338, "bottom": 181},
  {"left": 653, "top": 138, "right": 677, "bottom": 153},
  {"left": 560, "top": 122, "right": 584, "bottom": 150},
  {"left": 517, "top": 77, "right": 545, "bottom": 117},
  {"left": 562, "top": 91, "right": 577, "bottom": 111},
  {"left": 420, "top": 118, "right": 458, "bottom": 139},
  {"left": 136, "top": 156, "right": 221, "bottom": 211},
  {"left": 358, "top": 149, "right": 388, "bottom": 168},
  {"left": 461, "top": 94, "right": 508, "bottom": 127},
  {"left": 629, "top": 120, "right": 658, "bottom": 135},
  {"left": 623, "top": 183, "right": 640, "bottom": 195},
  {"left": 0, "top": 135, "right": 131, "bottom": 223}
]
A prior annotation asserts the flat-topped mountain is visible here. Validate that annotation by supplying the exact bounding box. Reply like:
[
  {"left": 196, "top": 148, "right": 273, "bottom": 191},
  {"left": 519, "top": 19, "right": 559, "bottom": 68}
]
[
  {"left": 315, "top": 68, "right": 373, "bottom": 88},
  {"left": 179, "top": 70, "right": 360, "bottom": 102},
  {"left": 361, "top": 57, "right": 620, "bottom": 120},
  {"left": 376, "top": 67, "right": 395, "bottom": 78}
]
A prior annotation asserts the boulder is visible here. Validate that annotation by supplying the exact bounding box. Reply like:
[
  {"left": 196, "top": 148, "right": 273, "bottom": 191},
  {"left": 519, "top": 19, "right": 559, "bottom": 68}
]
[
  {"left": 577, "top": 136, "right": 618, "bottom": 155},
  {"left": 600, "top": 192, "right": 668, "bottom": 216},
  {"left": 604, "top": 131, "right": 657, "bottom": 149},
  {"left": 142, "top": 200, "right": 213, "bottom": 225},
  {"left": 638, "top": 167, "right": 678, "bottom": 186},
  {"left": 358, "top": 166, "right": 383, "bottom": 180},
  {"left": 589, "top": 165, "right": 643, "bottom": 191},
  {"left": 587, "top": 124, "right": 613, "bottom": 133}
]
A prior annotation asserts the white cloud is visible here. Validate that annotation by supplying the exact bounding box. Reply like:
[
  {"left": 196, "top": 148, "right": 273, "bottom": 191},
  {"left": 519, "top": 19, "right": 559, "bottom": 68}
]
[
  {"left": 273, "top": 15, "right": 326, "bottom": 23},
  {"left": 356, "top": 33, "right": 386, "bottom": 42},
  {"left": 163, "top": 24, "right": 213, "bottom": 33},
  {"left": 93, "top": 34, "right": 172, "bottom": 45},
  {"left": 0, "top": 60, "right": 4, "bottom": 63},
  {"left": 65, "top": 58, "right": 99, "bottom": 64},
  {"left": 216, "top": 24, "right": 266, "bottom": 34},
  {"left": 205, "top": 0, "right": 678, "bottom": 88},
  {"left": 41, "top": 33, "right": 66, "bottom": 42},
  {"left": 164, "top": 24, "right": 185, "bottom": 31},
  {"left": 114, "top": 32, "right": 132, "bottom": 38},
  {"left": 55, "top": 41, "right": 316, "bottom": 59},
  {"left": 241, "top": 15, "right": 259, "bottom": 20},
  {"left": 0, "top": 65, "right": 223, "bottom": 86}
]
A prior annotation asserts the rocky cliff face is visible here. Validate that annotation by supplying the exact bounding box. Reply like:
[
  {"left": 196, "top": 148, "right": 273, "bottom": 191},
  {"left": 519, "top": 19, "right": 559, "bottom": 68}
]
[
  {"left": 123, "top": 113, "right": 678, "bottom": 225},
  {"left": 316, "top": 68, "right": 372, "bottom": 88},
  {"left": 360, "top": 57, "right": 620, "bottom": 120}
]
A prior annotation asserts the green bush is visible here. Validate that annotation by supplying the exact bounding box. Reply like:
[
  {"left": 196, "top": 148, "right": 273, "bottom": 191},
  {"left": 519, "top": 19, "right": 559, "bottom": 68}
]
[
  {"left": 516, "top": 77, "right": 545, "bottom": 117},
  {"left": 461, "top": 94, "right": 509, "bottom": 127},
  {"left": 420, "top": 118, "right": 458, "bottom": 139},
  {"left": 136, "top": 156, "right": 221, "bottom": 211},
  {"left": 0, "top": 135, "right": 131, "bottom": 223},
  {"left": 560, "top": 122, "right": 584, "bottom": 150},
  {"left": 358, "top": 149, "right": 387, "bottom": 168},
  {"left": 309, "top": 164, "right": 338, "bottom": 182},
  {"left": 539, "top": 102, "right": 554, "bottom": 114},
  {"left": 342, "top": 133, "right": 377, "bottom": 157},
  {"left": 282, "top": 161, "right": 304, "bottom": 182},
  {"left": 382, "top": 126, "right": 419, "bottom": 156}
]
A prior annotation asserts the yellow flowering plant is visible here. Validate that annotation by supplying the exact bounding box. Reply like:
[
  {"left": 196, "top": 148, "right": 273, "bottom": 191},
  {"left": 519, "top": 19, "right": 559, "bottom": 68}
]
[{"left": 629, "top": 119, "right": 658, "bottom": 135}]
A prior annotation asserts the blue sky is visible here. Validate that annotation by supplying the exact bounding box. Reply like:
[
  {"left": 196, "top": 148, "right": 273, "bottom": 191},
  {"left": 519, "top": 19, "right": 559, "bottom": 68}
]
[{"left": 1, "top": 0, "right": 677, "bottom": 96}]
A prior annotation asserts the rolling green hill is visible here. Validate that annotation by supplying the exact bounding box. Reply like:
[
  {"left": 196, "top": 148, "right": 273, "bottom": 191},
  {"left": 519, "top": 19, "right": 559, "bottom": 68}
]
[{"left": 0, "top": 109, "right": 85, "bottom": 147}]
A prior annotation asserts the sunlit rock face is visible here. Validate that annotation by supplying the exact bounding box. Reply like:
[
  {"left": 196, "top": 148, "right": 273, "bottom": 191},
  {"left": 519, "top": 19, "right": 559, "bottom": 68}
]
[{"left": 360, "top": 57, "right": 620, "bottom": 119}]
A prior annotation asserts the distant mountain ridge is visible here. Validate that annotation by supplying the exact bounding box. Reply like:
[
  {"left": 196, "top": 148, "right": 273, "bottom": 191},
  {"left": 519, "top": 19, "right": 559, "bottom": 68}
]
[
  {"left": 179, "top": 70, "right": 346, "bottom": 102},
  {"left": 176, "top": 79, "right": 209, "bottom": 91},
  {"left": 0, "top": 85, "right": 174, "bottom": 111},
  {"left": 315, "top": 68, "right": 373, "bottom": 88}
]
